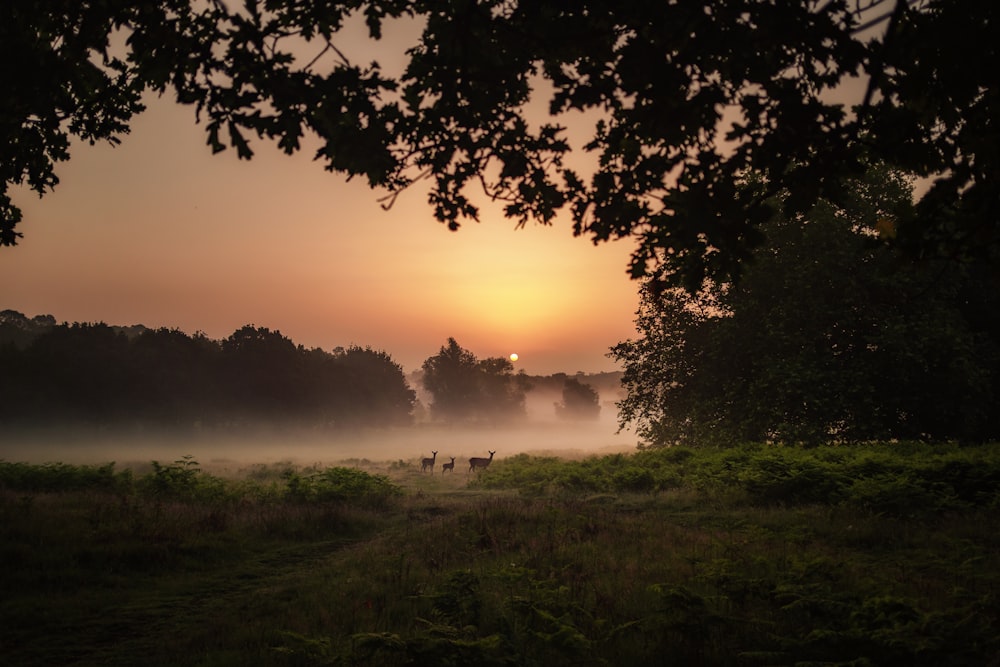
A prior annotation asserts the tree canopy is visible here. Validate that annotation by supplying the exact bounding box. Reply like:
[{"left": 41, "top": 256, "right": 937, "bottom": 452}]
[
  {"left": 611, "top": 165, "right": 1000, "bottom": 446},
  {"left": 4, "top": 1, "right": 996, "bottom": 289}
]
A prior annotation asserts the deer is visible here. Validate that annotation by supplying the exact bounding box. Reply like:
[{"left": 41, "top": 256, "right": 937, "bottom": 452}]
[
  {"left": 421, "top": 451, "right": 438, "bottom": 473},
  {"left": 441, "top": 457, "right": 456, "bottom": 474},
  {"left": 468, "top": 450, "right": 496, "bottom": 473}
]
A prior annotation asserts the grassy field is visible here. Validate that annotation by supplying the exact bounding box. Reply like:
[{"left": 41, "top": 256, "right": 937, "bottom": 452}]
[{"left": 2, "top": 443, "right": 999, "bottom": 666}]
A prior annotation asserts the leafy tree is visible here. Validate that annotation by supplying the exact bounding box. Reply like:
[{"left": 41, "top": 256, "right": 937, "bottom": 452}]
[
  {"left": 476, "top": 355, "right": 532, "bottom": 422},
  {"left": 218, "top": 327, "right": 416, "bottom": 426},
  {"left": 18, "top": 322, "right": 137, "bottom": 422},
  {"left": 221, "top": 325, "right": 306, "bottom": 418},
  {"left": 421, "top": 337, "right": 529, "bottom": 423},
  {"left": 554, "top": 378, "right": 601, "bottom": 421},
  {"left": 421, "top": 338, "right": 481, "bottom": 421},
  {"left": 329, "top": 345, "right": 416, "bottom": 426},
  {"left": 612, "top": 165, "right": 1000, "bottom": 446},
  {"left": 130, "top": 327, "right": 221, "bottom": 424},
  {"left": 4, "top": 1, "right": 997, "bottom": 289}
]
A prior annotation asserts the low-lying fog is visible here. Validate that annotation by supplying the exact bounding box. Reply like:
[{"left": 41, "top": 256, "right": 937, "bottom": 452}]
[{"left": 0, "top": 391, "right": 637, "bottom": 469}]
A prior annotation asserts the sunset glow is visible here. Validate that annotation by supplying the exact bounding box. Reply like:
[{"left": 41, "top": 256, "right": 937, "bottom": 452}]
[{"left": 1, "top": 96, "right": 639, "bottom": 375}]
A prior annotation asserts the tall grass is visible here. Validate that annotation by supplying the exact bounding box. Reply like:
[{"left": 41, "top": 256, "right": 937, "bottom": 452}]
[{"left": 1, "top": 443, "right": 998, "bottom": 666}]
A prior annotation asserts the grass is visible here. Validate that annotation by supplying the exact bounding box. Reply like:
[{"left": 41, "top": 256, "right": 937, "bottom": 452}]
[{"left": 1, "top": 444, "right": 999, "bottom": 666}]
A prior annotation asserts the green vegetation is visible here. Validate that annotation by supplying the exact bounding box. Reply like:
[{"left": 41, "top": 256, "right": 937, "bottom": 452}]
[
  {"left": 3, "top": 444, "right": 998, "bottom": 666},
  {"left": 613, "top": 166, "right": 1000, "bottom": 446}
]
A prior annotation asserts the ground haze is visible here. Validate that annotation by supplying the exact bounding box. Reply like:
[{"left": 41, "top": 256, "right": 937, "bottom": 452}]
[{"left": 0, "top": 418, "right": 635, "bottom": 469}]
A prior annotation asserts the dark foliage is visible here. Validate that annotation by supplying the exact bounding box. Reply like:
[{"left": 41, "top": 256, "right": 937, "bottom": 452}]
[
  {"left": 420, "top": 337, "right": 531, "bottom": 423},
  {"left": 612, "top": 166, "right": 1000, "bottom": 446},
  {"left": 3, "top": 1, "right": 997, "bottom": 290},
  {"left": 2, "top": 445, "right": 1000, "bottom": 666},
  {"left": 554, "top": 377, "right": 601, "bottom": 421},
  {"left": 0, "top": 316, "right": 415, "bottom": 429}
]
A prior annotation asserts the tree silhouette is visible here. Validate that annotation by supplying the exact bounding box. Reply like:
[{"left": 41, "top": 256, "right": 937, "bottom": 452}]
[
  {"left": 0, "top": 314, "right": 415, "bottom": 430},
  {"left": 421, "top": 338, "right": 530, "bottom": 423},
  {"left": 4, "top": 1, "right": 997, "bottom": 289},
  {"left": 612, "top": 165, "right": 1000, "bottom": 446},
  {"left": 221, "top": 325, "right": 305, "bottom": 419},
  {"left": 130, "top": 327, "right": 220, "bottom": 424},
  {"left": 21, "top": 323, "right": 135, "bottom": 422},
  {"left": 330, "top": 345, "right": 416, "bottom": 426},
  {"left": 555, "top": 378, "right": 601, "bottom": 422},
  {"left": 420, "top": 338, "right": 481, "bottom": 422},
  {"left": 0, "top": 310, "right": 55, "bottom": 349},
  {"left": 475, "top": 355, "right": 532, "bottom": 422}
]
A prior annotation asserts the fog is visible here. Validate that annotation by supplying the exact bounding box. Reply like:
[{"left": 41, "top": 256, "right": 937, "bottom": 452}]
[{"left": 0, "top": 389, "right": 636, "bottom": 470}]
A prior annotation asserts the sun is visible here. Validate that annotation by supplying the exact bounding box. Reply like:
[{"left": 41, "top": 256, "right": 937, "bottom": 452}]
[{"left": 509, "top": 353, "right": 519, "bottom": 362}]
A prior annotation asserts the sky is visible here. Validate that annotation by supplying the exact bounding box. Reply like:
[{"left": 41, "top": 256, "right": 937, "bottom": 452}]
[
  {"left": 1, "top": 91, "right": 640, "bottom": 376},
  {"left": 1, "top": 8, "right": 891, "bottom": 378}
]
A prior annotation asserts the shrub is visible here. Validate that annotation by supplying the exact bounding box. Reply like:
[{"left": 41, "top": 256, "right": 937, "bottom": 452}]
[
  {"left": 738, "top": 455, "right": 848, "bottom": 506},
  {"left": 845, "top": 475, "right": 959, "bottom": 518},
  {"left": 284, "top": 466, "right": 401, "bottom": 506},
  {"left": 141, "top": 456, "right": 226, "bottom": 501},
  {"left": 612, "top": 467, "right": 656, "bottom": 493}
]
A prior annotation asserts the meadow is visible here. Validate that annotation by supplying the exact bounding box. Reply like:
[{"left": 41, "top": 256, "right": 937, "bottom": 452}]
[{"left": 2, "top": 443, "right": 998, "bottom": 666}]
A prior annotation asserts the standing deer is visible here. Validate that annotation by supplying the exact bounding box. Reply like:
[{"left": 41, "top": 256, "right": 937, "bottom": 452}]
[
  {"left": 421, "top": 451, "right": 438, "bottom": 473},
  {"left": 468, "top": 450, "right": 496, "bottom": 473},
  {"left": 441, "top": 457, "right": 455, "bottom": 474}
]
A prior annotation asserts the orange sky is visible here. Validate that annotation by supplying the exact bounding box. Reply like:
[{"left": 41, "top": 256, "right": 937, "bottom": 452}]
[{"left": 1, "top": 92, "right": 639, "bottom": 375}]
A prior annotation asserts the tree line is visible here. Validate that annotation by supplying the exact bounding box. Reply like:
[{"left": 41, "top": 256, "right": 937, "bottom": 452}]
[
  {"left": 0, "top": 315, "right": 414, "bottom": 429},
  {"left": 0, "top": 314, "right": 603, "bottom": 430}
]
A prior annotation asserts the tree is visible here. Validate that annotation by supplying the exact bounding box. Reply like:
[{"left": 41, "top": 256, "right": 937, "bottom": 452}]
[
  {"left": 611, "top": 164, "right": 1000, "bottom": 446},
  {"left": 16, "top": 322, "right": 137, "bottom": 422},
  {"left": 421, "top": 337, "right": 529, "bottom": 422},
  {"left": 420, "top": 338, "right": 481, "bottom": 421},
  {"left": 329, "top": 345, "right": 416, "bottom": 426},
  {"left": 476, "top": 355, "right": 532, "bottom": 422},
  {"left": 0, "top": 310, "right": 56, "bottom": 349},
  {"left": 4, "top": 1, "right": 997, "bottom": 290},
  {"left": 130, "top": 327, "right": 221, "bottom": 424},
  {"left": 554, "top": 377, "right": 601, "bottom": 421},
  {"left": 221, "top": 325, "right": 306, "bottom": 418}
]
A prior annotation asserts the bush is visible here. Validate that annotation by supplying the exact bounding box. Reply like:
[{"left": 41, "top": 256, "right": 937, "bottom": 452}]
[
  {"left": 284, "top": 466, "right": 401, "bottom": 506},
  {"left": 845, "top": 475, "right": 959, "bottom": 518},
  {"left": 738, "top": 455, "right": 848, "bottom": 506},
  {"left": 141, "top": 456, "right": 226, "bottom": 501}
]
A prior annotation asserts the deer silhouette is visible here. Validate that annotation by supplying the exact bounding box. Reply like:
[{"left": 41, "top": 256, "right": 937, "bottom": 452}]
[
  {"left": 441, "top": 457, "right": 455, "bottom": 474},
  {"left": 421, "top": 451, "right": 437, "bottom": 473},
  {"left": 468, "top": 450, "right": 495, "bottom": 473}
]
